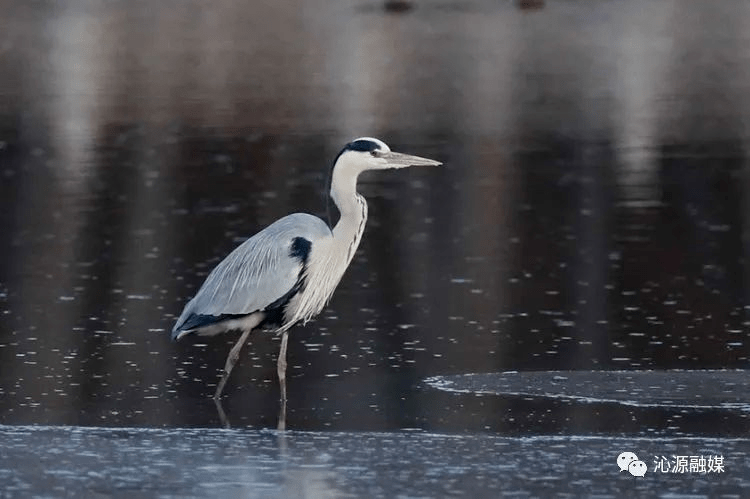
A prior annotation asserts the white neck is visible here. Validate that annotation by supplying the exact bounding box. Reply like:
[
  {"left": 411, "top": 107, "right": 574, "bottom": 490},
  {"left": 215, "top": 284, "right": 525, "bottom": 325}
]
[
  {"left": 281, "top": 158, "right": 369, "bottom": 327},
  {"left": 330, "top": 159, "right": 368, "bottom": 264}
]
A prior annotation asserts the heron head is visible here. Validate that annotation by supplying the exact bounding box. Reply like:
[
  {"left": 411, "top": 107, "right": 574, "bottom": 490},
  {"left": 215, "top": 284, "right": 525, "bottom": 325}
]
[
  {"left": 335, "top": 137, "right": 442, "bottom": 172},
  {"left": 326, "top": 137, "right": 442, "bottom": 225}
]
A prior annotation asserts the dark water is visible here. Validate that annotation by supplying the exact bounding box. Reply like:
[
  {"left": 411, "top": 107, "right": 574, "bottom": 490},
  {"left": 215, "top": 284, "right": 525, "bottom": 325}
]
[{"left": 1, "top": 0, "right": 749, "bottom": 437}]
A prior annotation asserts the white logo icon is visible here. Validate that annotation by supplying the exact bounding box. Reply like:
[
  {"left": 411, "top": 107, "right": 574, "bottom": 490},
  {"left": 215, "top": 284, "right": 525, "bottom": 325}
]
[
  {"left": 617, "top": 452, "right": 638, "bottom": 472},
  {"left": 617, "top": 452, "right": 647, "bottom": 477},
  {"left": 628, "top": 460, "right": 647, "bottom": 477}
]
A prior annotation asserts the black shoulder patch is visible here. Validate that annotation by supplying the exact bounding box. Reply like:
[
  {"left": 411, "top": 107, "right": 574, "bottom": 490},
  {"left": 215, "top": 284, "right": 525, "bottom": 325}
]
[
  {"left": 262, "top": 237, "right": 312, "bottom": 328},
  {"left": 289, "top": 237, "right": 312, "bottom": 264}
]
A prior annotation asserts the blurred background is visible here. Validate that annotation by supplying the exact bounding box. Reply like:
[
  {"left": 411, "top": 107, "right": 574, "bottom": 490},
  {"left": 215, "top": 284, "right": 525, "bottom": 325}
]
[{"left": 0, "top": 0, "right": 748, "bottom": 434}]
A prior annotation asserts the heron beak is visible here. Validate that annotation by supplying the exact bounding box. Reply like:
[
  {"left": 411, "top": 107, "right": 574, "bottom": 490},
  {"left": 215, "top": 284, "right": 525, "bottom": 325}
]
[{"left": 381, "top": 151, "right": 442, "bottom": 169}]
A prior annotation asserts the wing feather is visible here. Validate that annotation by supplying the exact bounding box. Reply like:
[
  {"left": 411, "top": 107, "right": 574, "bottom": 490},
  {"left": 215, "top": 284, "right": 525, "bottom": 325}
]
[{"left": 173, "top": 213, "right": 331, "bottom": 333}]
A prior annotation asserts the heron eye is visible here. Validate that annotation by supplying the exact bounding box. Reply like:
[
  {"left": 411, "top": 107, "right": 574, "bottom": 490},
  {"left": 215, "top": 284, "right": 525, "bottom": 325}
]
[{"left": 370, "top": 150, "right": 378, "bottom": 157}]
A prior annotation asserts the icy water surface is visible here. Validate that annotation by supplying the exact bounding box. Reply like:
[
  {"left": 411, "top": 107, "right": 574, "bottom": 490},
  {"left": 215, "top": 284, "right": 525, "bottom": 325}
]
[
  {"left": 1, "top": 0, "right": 749, "bottom": 440},
  {"left": 3, "top": 425, "right": 750, "bottom": 497}
]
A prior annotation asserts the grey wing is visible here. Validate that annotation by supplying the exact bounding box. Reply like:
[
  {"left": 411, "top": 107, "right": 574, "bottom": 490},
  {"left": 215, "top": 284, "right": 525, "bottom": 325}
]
[{"left": 173, "top": 213, "right": 331, "bottom": 334}]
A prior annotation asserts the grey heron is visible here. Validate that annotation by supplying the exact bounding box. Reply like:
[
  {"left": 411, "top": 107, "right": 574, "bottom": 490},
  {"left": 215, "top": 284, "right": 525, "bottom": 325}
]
[{"left": 172, "top": 137, "right": 441, "bottom": 401}]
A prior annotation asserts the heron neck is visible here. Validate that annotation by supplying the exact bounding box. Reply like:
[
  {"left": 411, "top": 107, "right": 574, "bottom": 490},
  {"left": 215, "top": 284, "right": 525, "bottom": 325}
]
[
  {"left": 330, "top": 165, "right": 368, "bottom": 260},
  {"left": 330, "top": 163, "right": 361, "bottom": 215},
  {"left": 283, "top": 165, "right": 367, "bottom": 327}
]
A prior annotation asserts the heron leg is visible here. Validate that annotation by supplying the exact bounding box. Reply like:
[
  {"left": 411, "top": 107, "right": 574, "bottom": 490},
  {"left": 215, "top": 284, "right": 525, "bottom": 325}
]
[
  {"left": 214, "top": 329, "right": 251, "bottom": 400},
  {"left": 214, "top": 398, "right": 230, "bottom": 429},
  {"left": 277, "top": 330, "right": 289, "bottom": 403}
]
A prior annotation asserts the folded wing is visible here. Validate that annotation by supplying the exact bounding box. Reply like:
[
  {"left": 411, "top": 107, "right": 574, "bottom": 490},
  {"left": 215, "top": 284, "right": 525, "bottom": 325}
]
[{"left": 172, "top": 213, "right": 331, "bottom": 336}]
